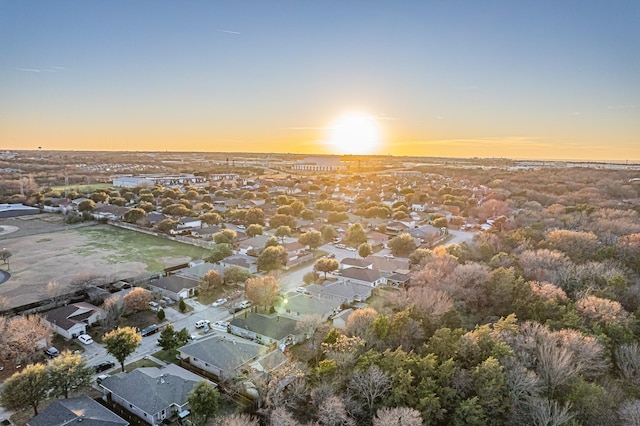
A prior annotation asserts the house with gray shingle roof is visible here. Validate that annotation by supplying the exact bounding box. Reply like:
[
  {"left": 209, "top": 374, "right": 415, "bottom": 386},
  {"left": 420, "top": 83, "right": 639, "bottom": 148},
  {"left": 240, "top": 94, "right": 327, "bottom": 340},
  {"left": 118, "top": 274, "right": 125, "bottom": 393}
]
[
  {"left": 306, "top": 280, "right": 373, "bottom": 304},
  {"left": 229, "top": 313, "right": 301, "bottom": 347},
  {"left": 28, "top": 396, "right": 128, "bottom": 426},
  {"left": 43, "top": 302, "right": 104, "bottom": 339},
  {"left": 98, "top": 364, "right": 209, "bottom": 426},
  {"left": 340, "top": 257, "right": 373, "bottom": 270},
  {"left": 148, "top": 275, "right": 199, "bottom": 301},
  {"left": 339, "top": 267, "right": 387, "bottom": 287},
  {"left": 178, "top": 334, "right": 265, "bottom": 380},
  {"left": 275, "top": 293, "right": 342, "bottom": 319},
  {"left": 219, "top": 254, "right": 258, "bottom": 274}
]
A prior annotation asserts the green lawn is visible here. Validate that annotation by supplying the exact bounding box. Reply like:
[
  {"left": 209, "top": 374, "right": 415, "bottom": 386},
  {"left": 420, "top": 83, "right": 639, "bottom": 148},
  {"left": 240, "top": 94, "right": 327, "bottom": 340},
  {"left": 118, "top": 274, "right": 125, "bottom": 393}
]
[{"left": 76, "top": 226, "right": 210, "bottom": 272}]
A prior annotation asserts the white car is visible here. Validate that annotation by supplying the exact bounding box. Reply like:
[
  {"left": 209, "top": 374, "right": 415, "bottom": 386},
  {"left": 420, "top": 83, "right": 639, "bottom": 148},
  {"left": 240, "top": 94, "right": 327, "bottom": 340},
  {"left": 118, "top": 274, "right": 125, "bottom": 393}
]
[
  {"left": 239, "top": 300, "right": 252, "bottom": 309},
  {"left": 78, "top": 334, "right": 94, "bottom": 344},
  {"left": 212, "top": 320, "right": 230, "bottom": 332},
  {"left": 195, "top": 320, "right": 210, "bottom": 329},
  {"left": 212, "top": 298, "right": 227, "bottom": 307},
  {"left": 296, "top": 286, "right": 309, "bottom": 294}
]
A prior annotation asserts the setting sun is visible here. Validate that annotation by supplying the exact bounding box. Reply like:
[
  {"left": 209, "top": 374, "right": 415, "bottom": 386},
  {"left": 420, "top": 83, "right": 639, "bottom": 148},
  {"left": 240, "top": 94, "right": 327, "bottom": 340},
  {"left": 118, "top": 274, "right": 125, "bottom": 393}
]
[{"left": 327, "top": 112, "right": 382, "bottom": 155}]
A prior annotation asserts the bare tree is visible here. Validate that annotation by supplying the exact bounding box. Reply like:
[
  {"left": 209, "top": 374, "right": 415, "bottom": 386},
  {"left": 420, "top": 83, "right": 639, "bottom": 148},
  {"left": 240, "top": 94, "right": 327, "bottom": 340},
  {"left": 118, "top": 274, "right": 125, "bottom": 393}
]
[
  {"left": 576, "top": 295, "right": 631, "bottom": 325},
  {"left": 344, "top": 307, "right": 378, "bottom": 343},
  {"left": 528, "top": 397, "right": 575, "bottom": 426},
  {"left": 317, "top": 395, "right": 355, "bottom": 426},
  {"left": 0, "top": 248, "right": 11, "bottom": 266},
  {"left": 296, "top": 313, "right": 324, "bottom": 347},
  {"left": 245, "top": 275, "right": 280, "bottom": 311},
  {"left": 615, "top": 343, "right": 640, "bottom": 385},
  {"left": 268, "top": 407, "right": 300, "bottom": 426},
  {"left": 518, "top": 249, "right": 573, "bottom": 287},
  {"left": 373, "top": 407, "right": 423, "bottom": 426},
  {"left": 393, "top": 287, "right": 454, "bottom": 318},
  {"left": 0, "top": 315, "right": 51, "bottom": 365},
  {"left": 619, "top": 400, "right": 640, "bottom": 426},
  {"left": 347, "top": 366, "right": 391, "bottom": 416},
  {"left": 101, "top": 294, "right": 121, "bottom": 332},
  {"left": 218, "top": 413, "right": 261, "bottom": 426}
]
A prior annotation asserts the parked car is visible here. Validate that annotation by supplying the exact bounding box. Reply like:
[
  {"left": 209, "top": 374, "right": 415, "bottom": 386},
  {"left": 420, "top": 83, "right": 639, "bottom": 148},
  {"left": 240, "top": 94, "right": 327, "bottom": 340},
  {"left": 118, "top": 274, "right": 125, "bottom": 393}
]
[
  {"left": 326, "top": 253, "right": 336, "bottom": 258},
  {"left": 239, "top": 300, "right": 252, "bottom": 309},
  {"left": 212, "top": 320, "right": 230, "bottom": 332},
  {"left": 195, "top": 319, "right": 210, "bottom": 329},
  {"left": 44, "top": 347, "right": 60, "bottom": 358},
  {"left": 296, "top": 286, "right": 309, "bottom": 294},
  {"left": 78, "top": 334, "right": 94, "bottom": 344},
  {"left": 384, "top": 254, "right": 395, "bottom": 259},
  {"left": 96, "top": 374, "right": 110, "bottom": 384},
  {"left": 94, "top": 361, "right": 115, "bottom": 373},
  {"left": 212, "top": 298, "right": 227, "bottom": 307},
  {"left": 139, "top": 324, "right": 160, "bottom": 337},
  {"left": 148, "top": 301, "right": 160, "bottom": 312}
]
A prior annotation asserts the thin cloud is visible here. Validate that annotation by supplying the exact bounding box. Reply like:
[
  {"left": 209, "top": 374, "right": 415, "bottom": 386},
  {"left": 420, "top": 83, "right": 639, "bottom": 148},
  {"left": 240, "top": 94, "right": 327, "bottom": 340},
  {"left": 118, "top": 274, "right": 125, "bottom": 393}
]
[
  {"left": 16, "top": 66, "right": 64, "bottom": 73},
  {"left": 218, "top": 29, "right": 240, "bottom": 35},
  {"left": 16, "top": 68, "right": 41, "bottom": 73}
]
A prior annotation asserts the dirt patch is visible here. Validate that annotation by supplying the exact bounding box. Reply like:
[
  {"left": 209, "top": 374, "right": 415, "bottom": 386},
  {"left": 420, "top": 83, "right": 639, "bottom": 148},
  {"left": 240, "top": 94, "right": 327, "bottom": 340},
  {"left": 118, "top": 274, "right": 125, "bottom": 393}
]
[{"left": 0, "top": 216, "right": 209, "bottom": 309}]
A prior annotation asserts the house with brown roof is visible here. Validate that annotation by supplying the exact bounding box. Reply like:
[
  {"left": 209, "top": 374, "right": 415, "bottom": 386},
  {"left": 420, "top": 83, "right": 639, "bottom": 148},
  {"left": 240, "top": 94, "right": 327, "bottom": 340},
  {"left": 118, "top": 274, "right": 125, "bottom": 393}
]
[{"left": 43, "top": 302, "right": 104, "bottom": 339}]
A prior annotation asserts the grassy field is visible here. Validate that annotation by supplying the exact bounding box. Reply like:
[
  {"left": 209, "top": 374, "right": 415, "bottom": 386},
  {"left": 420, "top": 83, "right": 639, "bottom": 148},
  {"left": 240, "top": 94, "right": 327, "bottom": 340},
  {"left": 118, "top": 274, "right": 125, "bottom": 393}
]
[
  {"left": 76, "top": 226, "right": 211, "bottom": 272},
  {"left": 49, "top": 182, "right": 113, "bottom": 193}
]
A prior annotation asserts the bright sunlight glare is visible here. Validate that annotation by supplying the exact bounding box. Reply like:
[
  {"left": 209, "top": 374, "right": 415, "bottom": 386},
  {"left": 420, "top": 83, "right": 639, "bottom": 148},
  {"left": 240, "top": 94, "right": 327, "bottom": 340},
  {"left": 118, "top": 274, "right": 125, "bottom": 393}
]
[{"left": 327, "top": 112, "right": 382, "bottom": 155}]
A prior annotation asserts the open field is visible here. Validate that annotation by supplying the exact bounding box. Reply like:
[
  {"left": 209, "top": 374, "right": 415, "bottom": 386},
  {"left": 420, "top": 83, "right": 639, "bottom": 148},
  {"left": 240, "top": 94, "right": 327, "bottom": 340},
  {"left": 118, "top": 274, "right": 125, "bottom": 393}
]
[
  {"left": 0, "top": 215, "right": 210, "bottom": 308},
  {"left": 49, "top": 182, "right": 113, "bottom": 193}
]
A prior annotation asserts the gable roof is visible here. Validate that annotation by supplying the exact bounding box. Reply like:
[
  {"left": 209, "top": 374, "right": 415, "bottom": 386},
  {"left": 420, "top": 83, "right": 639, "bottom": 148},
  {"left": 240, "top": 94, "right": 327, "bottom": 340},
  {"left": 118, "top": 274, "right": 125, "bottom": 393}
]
[
  {"left": 179, "top": 335, "right": 264, "bottom": 371},
  {"left": 28, "top": 396, "right": 128, "bottom": 426},
  {"left": 340, "top": 258, "right": 373, "bottom": 268},
  {"left": 44, "top": 302, "right": 101, "bottom": 331},
  {"left": 307, "top": 281, "right": 372, "bottom": 302},
  {"left": 99, "top": 365, "right": 205, "bottom": 416},
  {"left": 150, "top": 275, "right": 199, "bottom": 293},
  {"left": 340, "top": 267, "right": 386, "bottom": 283},
  {"left": 276, "top": 293, "right": 341, "bottom": 317},
  {"left": 230, "top": 313, "right": 299, "bottom": 340},
  {"left": 175, "top": 262, "right": 221, "bottom": 281},
  {"left": 221, "top": 254, "right": 257, "bottom": 269}
]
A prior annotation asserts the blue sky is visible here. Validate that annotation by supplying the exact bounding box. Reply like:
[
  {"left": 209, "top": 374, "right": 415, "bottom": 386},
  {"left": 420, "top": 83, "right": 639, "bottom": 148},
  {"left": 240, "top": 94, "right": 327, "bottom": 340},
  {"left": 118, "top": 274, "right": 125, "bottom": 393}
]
[{"left": 1, "top": 0, "right": 638, "bottom": 160}]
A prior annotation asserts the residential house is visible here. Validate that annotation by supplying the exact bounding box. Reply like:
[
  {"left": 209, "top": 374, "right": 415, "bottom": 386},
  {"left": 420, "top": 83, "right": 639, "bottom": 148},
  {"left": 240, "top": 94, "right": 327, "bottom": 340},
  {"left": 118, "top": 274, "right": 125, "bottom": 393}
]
[
  {"left": 386, "top": 272, "right": 411, "bottom": 288},
  {"left": 386, "top": 220, "right": 414, "bottom": 236},
  {"left": 331, "top": 309, "right": 354, "bottom": 330},
  {"left": 275, "top": 293, "right": 341, "bottom": 319},
  {"left": 366, "top": 230, "right": 389, "bottom": 249},
  {"left": 43, "top": 302, "right": 104, "bottom": 339},
  {"left": 148, "top": 275, "right": 199, "bottom": 301},
  {"left": 229, "top": 313, "right": 300, "bottom": 347},
  {"left": 364, "top": 255, "right": 411, "bottom": 274},
  {"left": 339, "top": 258, "right": 373, "bottom": 270},
  {"left": 99, "top": 364, "right": 210, "bottom": 426},
  {"left": 219, "top": 254, "right": 258, "bottom": 274},
  {"left": 237, "top": 235, "right": 270, "bottom": 255},
  {"left": 190, "top": 225, "right": 222, "bottom": 239},
  {"left": 28, "top": 396, "right": 128, "bottom": 426},
  {"left": 92, "top": 203, "right": 130, "bottom": 220},
  {"left": 307, "top": 280, "right": 373, "bottom": 304},
  {"left": 175, "top": 217, "right": 202, "bottom": 230},
  {"left": 340, "top": 267, "right": 387, "bottom": 287},
  {"left": 175, "top": 262, "right": 222, "bottom": 282},
  {"left": 178, "top": 335, "right": 265, "bottom": 380}
]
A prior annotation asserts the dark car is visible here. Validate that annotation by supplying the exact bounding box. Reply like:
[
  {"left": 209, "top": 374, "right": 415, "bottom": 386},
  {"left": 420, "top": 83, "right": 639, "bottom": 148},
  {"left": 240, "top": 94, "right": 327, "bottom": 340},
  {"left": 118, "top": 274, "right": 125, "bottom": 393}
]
[
  {"left": 44, "top": 347, "right": 60, "bottom": 358},
  {"left": 139, "top": 324, "right": 160, "bottom": 337},
  {"left": 229, "top": 305, "right": 243, "bottom": 314},
  {"left": 94, "top": 361, "right": 115, "bottom": 373}
]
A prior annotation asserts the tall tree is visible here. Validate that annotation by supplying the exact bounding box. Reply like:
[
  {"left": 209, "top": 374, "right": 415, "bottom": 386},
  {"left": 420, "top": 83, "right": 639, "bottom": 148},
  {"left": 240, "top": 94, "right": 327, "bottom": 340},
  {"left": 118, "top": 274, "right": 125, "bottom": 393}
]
[
  {"left": 157, "top": 323, "right": 180, "bottom": 351},
  {"left": 0, "top": 315, "right": 51, "bottom": 365},
  {"left": 257, "top": 245, "right": 288, "bottom": 273},
  {"left": 299, "top": 230, "right": 323, "bottom": 249},
  {"left": 103, "top": 327, "right": 142, "bottom": 372},
  {"left": 315, "top": 258, "right": 339, "bottom": 279},
  {"left": 275, "top": 226, "right": 292, "bottom": 243},
  {"left": 358, "top": 243, "right": 373, "bottom": 259},
  {"left": 245, "top": 276, "right": 280, "bottom": 311},
  {"left": 388, "top": 233, "right": 417, "bottom": 257},
  {"left": 246, "top": 224, "right": 264, "bottom": 237},
  {"left": 224, "top": 266, "right": 252, "bottom": 285},
  {"left": 122, "top": 287, "right": 153, "bottom": 314},
  {"left": 345, "top": 223, "right": 367, "bottom": 246},
  {"left": 48, "top": 350, "right": 94, "bottom": 398},
  {"left": 200, "top": 270, "right": 223, "bottom": 295},
  {"left": 187, "top": 381, "right": 220, "bottom": 424},
  {"left": 0, "top": 363, "right": 49, "bottom": 416}
]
